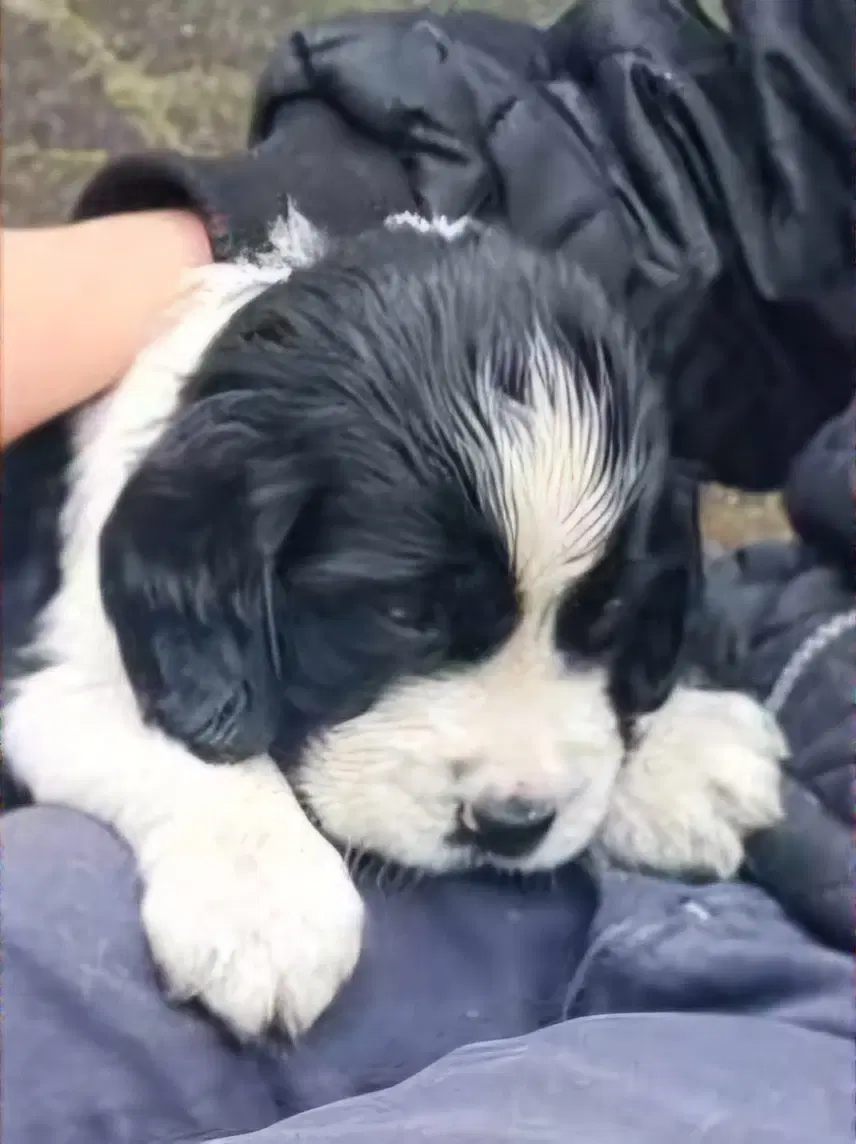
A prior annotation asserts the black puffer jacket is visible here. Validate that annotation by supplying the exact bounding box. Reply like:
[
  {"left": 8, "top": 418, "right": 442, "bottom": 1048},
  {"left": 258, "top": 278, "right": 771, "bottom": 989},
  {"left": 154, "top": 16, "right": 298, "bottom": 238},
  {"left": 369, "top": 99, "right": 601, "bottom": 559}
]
[
  {"left": 709, "top": 403, "right": 854, "bottom": 950},
  {"left": 77, "top": 0, "right": 853, "bottom": 491}
]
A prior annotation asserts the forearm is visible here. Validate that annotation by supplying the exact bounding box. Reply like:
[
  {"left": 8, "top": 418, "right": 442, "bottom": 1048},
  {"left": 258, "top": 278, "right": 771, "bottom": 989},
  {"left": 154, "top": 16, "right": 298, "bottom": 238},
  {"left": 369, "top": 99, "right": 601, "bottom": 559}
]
[{"left": 1, "top": 210, "right": 212, "bottom": 445}]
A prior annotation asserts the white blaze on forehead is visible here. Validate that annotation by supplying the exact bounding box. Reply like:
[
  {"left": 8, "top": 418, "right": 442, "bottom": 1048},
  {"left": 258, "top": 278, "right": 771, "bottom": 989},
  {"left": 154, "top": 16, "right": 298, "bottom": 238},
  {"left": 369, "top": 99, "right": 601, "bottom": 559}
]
[{"left": 483, "top": 331, "right": 638, "bottom": 608}]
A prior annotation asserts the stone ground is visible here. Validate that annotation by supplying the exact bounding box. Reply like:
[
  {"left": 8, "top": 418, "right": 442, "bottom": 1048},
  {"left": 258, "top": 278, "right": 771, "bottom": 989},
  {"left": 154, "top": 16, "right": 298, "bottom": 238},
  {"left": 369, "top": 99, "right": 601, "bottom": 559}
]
[{"left": 2, "top": 0, "right": 790, "bottom": 544}]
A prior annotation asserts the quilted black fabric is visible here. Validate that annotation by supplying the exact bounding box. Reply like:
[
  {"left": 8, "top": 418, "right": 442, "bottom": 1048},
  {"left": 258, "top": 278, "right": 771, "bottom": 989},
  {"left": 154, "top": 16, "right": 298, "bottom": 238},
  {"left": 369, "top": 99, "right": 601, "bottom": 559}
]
[
  {"left": 77, "top": 0, "right": 853, "bottom": 490},
  {"left": 713, "top": 403, "right": 854, "bottom": 950}
]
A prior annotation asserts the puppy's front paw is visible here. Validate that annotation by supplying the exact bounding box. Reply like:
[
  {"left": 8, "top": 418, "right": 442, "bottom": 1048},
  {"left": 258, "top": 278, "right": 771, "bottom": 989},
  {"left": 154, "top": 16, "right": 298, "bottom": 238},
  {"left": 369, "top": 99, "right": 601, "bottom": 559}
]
[
  {"left": 601, "top": 689, "right": 785, "bottom": 879},
  {"left": 140, "top": 809, "right": 364, "bottom": 1039}
]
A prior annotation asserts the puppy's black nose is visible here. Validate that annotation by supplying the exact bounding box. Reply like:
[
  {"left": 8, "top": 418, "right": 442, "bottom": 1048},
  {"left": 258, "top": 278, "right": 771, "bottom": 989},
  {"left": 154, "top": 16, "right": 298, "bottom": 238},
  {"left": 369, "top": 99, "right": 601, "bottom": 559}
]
[{"left": 462, "top": 797, "right": 556, "bottom": 858}]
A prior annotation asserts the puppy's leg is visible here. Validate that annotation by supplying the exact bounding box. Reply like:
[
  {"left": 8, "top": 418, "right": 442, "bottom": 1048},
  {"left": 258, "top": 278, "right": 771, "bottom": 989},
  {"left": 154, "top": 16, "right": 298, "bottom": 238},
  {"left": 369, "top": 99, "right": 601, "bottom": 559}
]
[
  {"left": 600, "top": 688, "right": 785, "bottom": 879},
  {"left": 5, "top": 665, "right": 364, "bottom": 1039}
]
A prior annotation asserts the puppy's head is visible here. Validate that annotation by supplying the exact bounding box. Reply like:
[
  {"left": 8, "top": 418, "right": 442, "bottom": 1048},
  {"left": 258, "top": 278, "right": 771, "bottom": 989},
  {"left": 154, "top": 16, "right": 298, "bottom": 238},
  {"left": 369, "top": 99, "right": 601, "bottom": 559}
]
[{"left": 101, "top": 221, "right": 700, "bottom": 872}]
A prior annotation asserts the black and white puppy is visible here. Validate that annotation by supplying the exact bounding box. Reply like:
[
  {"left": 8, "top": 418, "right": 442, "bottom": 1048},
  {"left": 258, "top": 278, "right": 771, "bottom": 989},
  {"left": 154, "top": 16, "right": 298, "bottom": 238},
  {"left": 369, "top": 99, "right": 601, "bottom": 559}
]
[{"left": 5, "top": 210, "right": 784, "bottom": 1039}]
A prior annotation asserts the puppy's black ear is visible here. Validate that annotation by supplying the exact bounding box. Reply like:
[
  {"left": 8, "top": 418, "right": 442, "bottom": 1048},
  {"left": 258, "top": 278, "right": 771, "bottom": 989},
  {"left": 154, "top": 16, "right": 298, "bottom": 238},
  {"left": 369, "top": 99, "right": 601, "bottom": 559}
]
[
  {"left": 100, "top": 391, "right": 315, "bottom": 762},
  {"left": 609, "top": 464, "right": 702, "bottom": 717}
]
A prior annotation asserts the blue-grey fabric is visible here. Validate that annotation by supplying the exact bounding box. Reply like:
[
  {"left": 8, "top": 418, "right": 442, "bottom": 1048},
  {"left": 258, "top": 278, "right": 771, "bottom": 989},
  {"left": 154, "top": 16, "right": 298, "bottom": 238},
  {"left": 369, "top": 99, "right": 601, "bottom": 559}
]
[
  {"left": 231, "top": 1016, "right": 853, "bottom": 1143},
  {"left": 3, "top": 806, "right": 852, "bottom": 1144}
]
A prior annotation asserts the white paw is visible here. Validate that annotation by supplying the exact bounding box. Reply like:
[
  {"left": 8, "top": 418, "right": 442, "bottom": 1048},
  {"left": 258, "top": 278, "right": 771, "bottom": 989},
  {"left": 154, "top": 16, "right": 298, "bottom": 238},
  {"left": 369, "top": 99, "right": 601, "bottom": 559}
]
[
  {"left": 600, "top": 688, "right": 785, "bottom": 879},
  {"left": 139, "top": 802, "right": 365, "bottom": 1039}
]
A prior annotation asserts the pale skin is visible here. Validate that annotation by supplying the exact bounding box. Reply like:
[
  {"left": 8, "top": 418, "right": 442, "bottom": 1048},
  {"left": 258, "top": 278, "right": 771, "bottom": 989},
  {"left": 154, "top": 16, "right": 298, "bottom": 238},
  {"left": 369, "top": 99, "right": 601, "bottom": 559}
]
[{"left": 1, "top": 210, "right": 213, "bottom": 446}]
